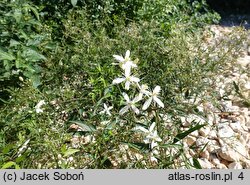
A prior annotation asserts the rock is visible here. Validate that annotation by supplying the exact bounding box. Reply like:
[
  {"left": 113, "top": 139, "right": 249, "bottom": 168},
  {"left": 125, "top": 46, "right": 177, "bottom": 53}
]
[
  {"left": 196, "top": 137, "right": 210, "bottom": 147},
  {"left": 200, "top": 150, "right": 210, "bottom": 159},
  {"left": 199, "top": 126, "right": 211, "bottom": 137},
  {"left": 238, "top": 133, "right": 248, "bottom": 146},
  {"left": 219, "top": 88, "right": 225, "bottom": 97},
  {"left": 211, "top": 156, "right": 221, "bottom": 165},
  {"left": 180, "top": 116, "right": 190, "bottom": 127},
  {"left": 240, "top": 73, "right": 248, "bottom": 80},
  {"left": 216, "top": 163, "right": 228, "bottom": 169},
  {"left": 206, "top": 114, "right": 215, "bottom": 125},
  {"left": 242, "top": 132, "right": 250, "bottom": 141},
  {"left": 240, "top": 108, "right": 249, "bottom": 117},
  {"left": 208, "top": 130, "right": 217, "bottom": 139},
  {"left": 228, "top": 106, "right": 240, "bottom": 112},
  {"left": 244, "top": 160, "right": 250, "bottom": 169},
  {"left": 237, "top": 56, "right": 250, "bottom": 67},
  {"left": 237, "top": 115, "right": 246, "bottom": 125},
  {"left": 244, "top": 82, "right": 250, "bottom": 90},
  {"left": 220, "top": 159, "right": 230, "bottom": 167},
  {"left": 232, "top": 72, "right": 240, "bottom": 77},
  {"left": 234, "top": 141, "right": 249, "bottom": 159},
  {"left": 218, "top": 146, "right": 240, "bottom": 162},
  {"left": 207, "top": 140, "right": 220, "bottom": 152},
  {"left": 217, "top": 124, "right": 235, "bottom": 138},
  {"left": 197, "top": 158, "right": 213, "bottom": 169},
  {"left": 221, "top": 101, "right": 232, "bottom": 108},
  {"left": 228, "top": 162, "right": 243, "bottom": 169},
  {"left": 182, "top": 114, "right": 206, "bottom": 127},
  {"left": 229, "top": 121, "right": 243, "bottom": 132},
  {"left": 245, "top": 117, "right": 250, "bottom": 127},
  {"left": 190, "top": 130, "right": 199, "bottom": 137},
  {"left": 185, "top": 136, "right": 196, "bottom": 146},
  {"left": 241, "top": 124, "right": 249, "bottom": 131},
  {"left": 220, "top": 138, "right": 248, "bottom": 159}
]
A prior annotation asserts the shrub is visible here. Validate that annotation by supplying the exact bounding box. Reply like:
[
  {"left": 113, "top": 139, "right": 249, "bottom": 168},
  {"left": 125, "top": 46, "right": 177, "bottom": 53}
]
[{"left": 0, "top": 0, "right": 52, "bottom": 87}]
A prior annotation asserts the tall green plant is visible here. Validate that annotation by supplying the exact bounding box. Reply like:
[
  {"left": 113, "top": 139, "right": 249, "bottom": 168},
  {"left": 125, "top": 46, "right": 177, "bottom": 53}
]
[{"left": 0, "top": 0, "right": 49, "bottom": 88}]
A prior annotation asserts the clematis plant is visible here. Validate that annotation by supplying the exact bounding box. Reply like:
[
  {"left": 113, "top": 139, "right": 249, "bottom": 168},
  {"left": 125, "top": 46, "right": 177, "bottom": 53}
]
[
  {"left": 97, "top": 50, "right": 168, "bottom": 165},
  {"left": 113, "top": 50, "right": 137, "bottom": 72},
  {"left": 137, "top": 84, "right": 150, "bottom": 100},
  {"left": 100, "top": 103, "right": 113, "bottom": 116},
  {"left": 142, "top": 85, "right": 164, "bottom": 110},
  {"left": 119, "top": 93, "right": 141, "bottom": 115},
  {"left": 112, "top": 67, "right": 140, "bottom": 90},
  {"left": 134, "top": 122, "right": 162, "bottom": 149}
]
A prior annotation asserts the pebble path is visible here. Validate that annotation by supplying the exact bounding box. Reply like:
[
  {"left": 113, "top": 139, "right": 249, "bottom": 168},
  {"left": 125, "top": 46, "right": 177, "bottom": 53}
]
[{"left": 182, "top": 24, "right": 250, "bottom": 169}]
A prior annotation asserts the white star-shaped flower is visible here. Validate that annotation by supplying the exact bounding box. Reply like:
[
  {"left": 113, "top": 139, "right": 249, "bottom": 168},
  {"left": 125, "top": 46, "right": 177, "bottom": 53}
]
[
  {"left": 134, "top": 122, "right": 162, "bottom": 149},
  {"left": 113, "top": 50, "right": 137, "bottom": 71},
  {"left": 137, "top": 84, "right": 150, "bottom": 100},
  {"left": 142, "top": 85, "right": 164, "bottom": 110},
  {"left": 119, "top": 93, "right": 140, "bottom": 115},
  {"left": 112, "top": 67, "right": 140, "bottom": 90},
  {"left": 100, "top": 103, "right": 113, "bottom": 116},
  {"left": 35, "top": 100, "right": 46, "bottom": 113}
]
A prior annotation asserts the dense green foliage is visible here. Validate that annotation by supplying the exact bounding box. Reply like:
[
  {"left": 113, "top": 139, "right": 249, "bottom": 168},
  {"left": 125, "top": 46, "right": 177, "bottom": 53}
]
[{"left": 0, "top": 0, "right": 246, "bottom": 169}]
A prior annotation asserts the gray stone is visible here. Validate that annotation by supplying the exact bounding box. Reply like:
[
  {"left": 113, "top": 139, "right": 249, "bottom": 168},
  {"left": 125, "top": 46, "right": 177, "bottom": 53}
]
[
  {"left": 219, "top": 146, "right": 240, "bottom": 162},
  {"left": 228, "top": 162, "right": 243, "bottom": 169},
  {"left": 217, "top": 124, "right": 235, "bottom": 138},
  {"left": 185, "top": 136, "right": 196, "bottom": 146},
  {"left": 199, "top": 126, "right": 211, "bottom": 137},
  {"left": 197, "top": 158, "right": 213, "bottom": 169}
]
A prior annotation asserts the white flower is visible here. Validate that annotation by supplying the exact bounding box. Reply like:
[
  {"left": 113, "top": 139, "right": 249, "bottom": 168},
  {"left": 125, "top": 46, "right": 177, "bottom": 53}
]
[
  {"left": 142, "top": 85, "right": 164, "bottom": 110},
  {"left": 113, "top": 50, "right": 137, "bottom": 71},
  {"left": 100, "top": 103, "right": 113, "bottom": 116},
  {"left": 112, "top": 67, "right": 140, "bottom": 90},
  {"left": 35, "top": 100, "right": 46, "bottom": 113},
  {"left": 119, "top": 93, "right": 140, "bottom": 115},
  {"left": 137, "top": 84, "right": 150, "bottom": 100},
  {"left": 134, "top": 122, "right": 162, "bottom": 149}
]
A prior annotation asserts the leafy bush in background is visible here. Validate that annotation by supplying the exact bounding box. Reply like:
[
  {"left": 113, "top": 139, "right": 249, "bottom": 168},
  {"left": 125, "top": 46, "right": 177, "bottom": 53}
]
[{"left": 0, "top": 0, "right": 53, "bottom": 88}]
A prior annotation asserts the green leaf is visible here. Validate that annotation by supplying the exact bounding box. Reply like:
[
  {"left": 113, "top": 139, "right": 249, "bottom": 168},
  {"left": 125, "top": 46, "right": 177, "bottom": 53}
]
[
  {"left": 233, "top": 81, "right": 240, "bottom": 93},
  {"left": 173, "top": 124, "right": 206, "bottom": 143},
  {"left": 1, "top": 161, "right": 16, "bottom": 169},
  {"left": 15, "top": 59, "right": 21, "bottom": 68},
  {"left": 23, "top": 48, "right": 46, "bottom": 62},
  {"left": 10, "top": 39, "right": 20, "bottom": 47},
  {"left": 193, "top": 158, "right": 202, "bottom": 169},
  {"left": 29, "top": 6, "right": 40, "bottom": 20},
  {"left": 61, "top": 144, "right": 67, "bottom": 154},
  {"left": 63, "top": 148, "right": 80, "bottom": 157},
  {"left": 71, "top": 0, "right": 78, "bottom": 7},
  {"left": 29, "top": 74, "right": 41, "bottom": 88},
  {"left": 0, "top": 49, "right": 15, "bottom": 61},
  {"left": 105, "top": 121, "right": 116, "bottom": 130},
  {"left": 69, "top": 120, "right": 96, "bottom": 132},
  {"left": 13, "top": 9, "right": 22, "bottom": 23},
  {"left": 16, "top": 154, "right": 27, "bottom": 163},
  {"left": 44, "top": 42, "right": 57, "bottom": 50},
  {"left": 126, "top": 142, "right": 149, "bottom": 151},
  {"left": 2, "top": 144, "right": 14, "bottom": 154}
]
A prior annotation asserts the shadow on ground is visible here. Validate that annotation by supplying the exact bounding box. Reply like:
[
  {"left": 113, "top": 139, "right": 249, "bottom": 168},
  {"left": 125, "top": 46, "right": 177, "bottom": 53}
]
[{"left": 206, "top": 0, "right": 250, "bottom": 29}]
